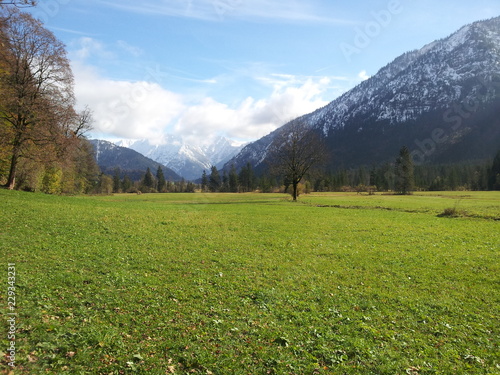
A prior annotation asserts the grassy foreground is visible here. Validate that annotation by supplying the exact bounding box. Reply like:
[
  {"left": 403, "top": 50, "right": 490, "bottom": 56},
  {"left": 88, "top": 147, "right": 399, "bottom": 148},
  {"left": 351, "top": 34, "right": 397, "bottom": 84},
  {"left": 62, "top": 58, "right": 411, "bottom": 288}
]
[{"left": 0, "top": 190, "right": 499, "bottom": 374}]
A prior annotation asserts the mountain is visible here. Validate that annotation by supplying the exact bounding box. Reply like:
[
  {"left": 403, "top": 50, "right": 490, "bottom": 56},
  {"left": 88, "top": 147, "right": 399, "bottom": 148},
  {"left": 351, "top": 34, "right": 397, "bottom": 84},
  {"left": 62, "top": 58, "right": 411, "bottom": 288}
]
[
  {"left": 90, "top": 140, "right": 182, "bottom": 181},
  {"left": 115, "top": 136, "right": 245, "bottom": 181},
  {"left": 226, "top": 16, "right": 500, "bottom": 173}
]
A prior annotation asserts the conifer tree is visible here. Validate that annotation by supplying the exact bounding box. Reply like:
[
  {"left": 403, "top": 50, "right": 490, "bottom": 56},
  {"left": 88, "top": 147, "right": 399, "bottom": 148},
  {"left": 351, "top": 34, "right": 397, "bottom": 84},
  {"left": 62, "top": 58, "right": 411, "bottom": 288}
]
[
  {"left": 488, "top": 149, "right": 500, "bottom": 190},
  {"left": 238, "top": 162, "right": 255, "bottom": 192},
  {"left": 142, "top": 167, "right": 155, "bottom": 192},
  {"left": 394, "top": 146, "right": 414, "bottom": 195},
  {"left": 221, "top": 170, "right": 229, "bottom": 192},
  {"left": 208, "top": 166, "right": 221, "bottom": 192},
  {"left": 156, "top": 166, "right": 166, "bottom": 192},
  {"left": 113, "top": 168, "right": 121, "bottom": 193},
  {"left": 122, "top": 175, "right": 132, "bottom": 192},
  {"left": 228, "top": 164, "right": 238, "bottom": 192},
  {"left": 201, "top": 170, "right": 208, "bottom": 192}
]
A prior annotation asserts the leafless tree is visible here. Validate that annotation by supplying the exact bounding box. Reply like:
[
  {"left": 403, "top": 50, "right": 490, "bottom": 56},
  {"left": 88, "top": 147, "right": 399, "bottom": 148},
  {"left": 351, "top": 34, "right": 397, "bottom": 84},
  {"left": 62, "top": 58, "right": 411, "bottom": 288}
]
[
  {"left": 0, "top": 1, "right": 36, "bottom": 7},
  {"left": 0, "top": 7, "right": 75, "bottom": 189},
  {"left": 74, "top": 106, "right": 94, "bottom": 138},
  {"left": 268, "top": 119, "right": 327, "bottom": 201}
]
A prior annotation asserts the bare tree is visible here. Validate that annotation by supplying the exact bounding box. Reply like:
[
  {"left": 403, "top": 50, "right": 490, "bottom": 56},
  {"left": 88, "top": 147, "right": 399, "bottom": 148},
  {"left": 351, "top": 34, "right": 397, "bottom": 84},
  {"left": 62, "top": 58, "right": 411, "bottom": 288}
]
[
  {"left": 0, "top": 1, "right": 36, "bottom": 7},
  {"left": 268, "top": 119, "right": 327, "bottom": 201},
  {"left": 0, "top": 7, "right": 75, "bottom": 189}
]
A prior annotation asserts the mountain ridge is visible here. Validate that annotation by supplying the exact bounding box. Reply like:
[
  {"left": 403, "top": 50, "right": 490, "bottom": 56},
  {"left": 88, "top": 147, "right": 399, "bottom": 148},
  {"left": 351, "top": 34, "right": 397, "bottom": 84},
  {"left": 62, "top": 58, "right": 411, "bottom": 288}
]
[
  {"left": 225, "top": 16, "right": 500, "bottom": 173},
  {"left": 115, "top": 136, "right": 245, "bottom": 180},
  {"left": 90, "top": 140, "right": 182, "bottom": 181}
]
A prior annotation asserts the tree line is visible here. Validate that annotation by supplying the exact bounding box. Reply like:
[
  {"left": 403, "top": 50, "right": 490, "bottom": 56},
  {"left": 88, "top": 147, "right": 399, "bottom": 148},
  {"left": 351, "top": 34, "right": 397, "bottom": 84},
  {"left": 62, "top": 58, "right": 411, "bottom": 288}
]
[
  {"left": 102, "top": 167, "right": 196, "bottom": 195},
  {"left": 200, "top": 148, "right": 500, "bottom": 197}
]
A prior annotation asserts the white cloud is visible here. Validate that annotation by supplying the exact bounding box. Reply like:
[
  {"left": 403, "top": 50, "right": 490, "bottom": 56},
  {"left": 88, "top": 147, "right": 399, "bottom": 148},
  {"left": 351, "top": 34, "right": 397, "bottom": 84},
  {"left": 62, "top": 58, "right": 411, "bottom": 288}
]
[
  {"left": 74, "top": 63, "right": 185, "bottom": 143},
  {"left": 70, "top": 37, "right": 115, "bottom": 61},
  {"left": 358, "top": 70, "right": 371, "bottom": 81},
  {"left": 174, "top": 74, "right": 333, "bottom": 144},
  {"left": 76, "top": 63, "right": 337, "bottom": 145},
  {"left": 70, "top": 34, "right": 348, "bottom": 146}
]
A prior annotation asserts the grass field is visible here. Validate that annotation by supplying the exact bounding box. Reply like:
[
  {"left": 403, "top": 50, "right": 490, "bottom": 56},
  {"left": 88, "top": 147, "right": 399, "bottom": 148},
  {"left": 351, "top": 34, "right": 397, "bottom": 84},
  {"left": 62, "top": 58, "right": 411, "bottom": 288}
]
[{"left": 1, "top": 190, "right": 499, "bottom": 374}]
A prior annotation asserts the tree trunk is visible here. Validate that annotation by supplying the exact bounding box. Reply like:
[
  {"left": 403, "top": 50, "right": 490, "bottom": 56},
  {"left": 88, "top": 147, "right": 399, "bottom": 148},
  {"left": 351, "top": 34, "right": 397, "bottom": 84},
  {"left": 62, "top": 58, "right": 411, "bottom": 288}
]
[
  {"left": 6, "top": 151, "right": 19, "bottom": 190},
  {"left": 292, "top": 181, "right": 298, "bottom": 201}
]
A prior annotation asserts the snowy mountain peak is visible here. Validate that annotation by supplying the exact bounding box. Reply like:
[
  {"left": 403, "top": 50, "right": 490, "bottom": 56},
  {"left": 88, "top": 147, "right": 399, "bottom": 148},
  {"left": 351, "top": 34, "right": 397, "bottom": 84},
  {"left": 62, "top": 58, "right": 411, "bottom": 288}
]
[{"left": 114, "top": 135, "right": 245, "bottom": 180}]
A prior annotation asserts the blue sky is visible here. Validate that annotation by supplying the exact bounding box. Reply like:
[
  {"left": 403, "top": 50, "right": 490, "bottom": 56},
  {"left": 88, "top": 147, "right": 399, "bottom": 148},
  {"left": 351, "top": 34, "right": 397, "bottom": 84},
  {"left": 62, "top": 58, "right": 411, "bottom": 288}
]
[{"left": 28, "top": 0, "right": 500, "bottom": 145}]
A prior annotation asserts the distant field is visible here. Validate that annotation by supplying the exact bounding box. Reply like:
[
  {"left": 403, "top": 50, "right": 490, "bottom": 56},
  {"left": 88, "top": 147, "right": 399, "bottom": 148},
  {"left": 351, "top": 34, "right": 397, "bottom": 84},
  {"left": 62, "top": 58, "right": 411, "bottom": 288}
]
[{"left": 1, "top": 190, "right": 499, "bottom": 374}]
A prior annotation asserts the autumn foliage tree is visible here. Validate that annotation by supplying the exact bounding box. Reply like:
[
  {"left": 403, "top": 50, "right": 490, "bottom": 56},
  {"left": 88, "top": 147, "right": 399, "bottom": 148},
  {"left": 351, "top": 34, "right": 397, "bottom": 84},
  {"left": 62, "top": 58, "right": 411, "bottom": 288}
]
[{"left": 0, "top": 7, "right": 97, "bottom": 192}]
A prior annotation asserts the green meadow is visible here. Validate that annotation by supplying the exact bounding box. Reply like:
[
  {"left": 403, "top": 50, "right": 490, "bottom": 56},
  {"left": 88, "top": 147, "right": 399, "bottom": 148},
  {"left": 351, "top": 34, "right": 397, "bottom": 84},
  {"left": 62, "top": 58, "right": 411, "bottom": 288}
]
[{"left": 0, "top": 190, "right": 499, "bottom": 374}]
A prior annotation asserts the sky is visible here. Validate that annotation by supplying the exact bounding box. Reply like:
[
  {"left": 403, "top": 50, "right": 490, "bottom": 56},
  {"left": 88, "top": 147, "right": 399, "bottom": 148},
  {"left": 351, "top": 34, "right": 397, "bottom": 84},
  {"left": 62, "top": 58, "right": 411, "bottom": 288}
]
[{"left": 26, "top": 0, "right": 500, "bottom": 146}]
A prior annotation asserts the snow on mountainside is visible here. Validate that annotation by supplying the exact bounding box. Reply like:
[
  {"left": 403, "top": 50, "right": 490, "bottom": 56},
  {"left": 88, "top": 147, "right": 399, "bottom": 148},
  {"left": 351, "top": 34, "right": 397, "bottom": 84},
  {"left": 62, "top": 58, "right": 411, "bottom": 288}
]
[
  {"left": 226, "top": 16, "right": 500, "bottom": 171},
  {"left": 115, "top": 136, "right": 245, "bottom": 181},
  {"left": 90, "top": 140, "right": 182, "bottom": 181},
  {"left": 308, "top": 17, "right": 500, "bottom": 134}
]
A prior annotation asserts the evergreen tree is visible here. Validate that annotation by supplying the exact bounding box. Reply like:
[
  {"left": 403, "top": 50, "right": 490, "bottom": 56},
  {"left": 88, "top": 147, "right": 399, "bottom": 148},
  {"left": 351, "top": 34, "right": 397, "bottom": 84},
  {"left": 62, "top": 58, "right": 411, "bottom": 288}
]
[
  {"left": 142, "top": 167, "right": 155, "bottom": 192},
  {"left": 228, "top": 164, "right": 238, "bottom": 192},
  {"left": 238, "top": 162, "right": 255, "bottom": 192},
  {"left": 113, "top": 168, "right": 121, "bottom": 193},
  {"left": 201, "top": 170, "right": 208, "bottom": 192},
  {"left": 156, "top": 166, "right": 166, "bottom": 192},
  {"left": 394, "top": 146, "right": 414, "bottom": 195},
  {"left": 178, "top": 178, "right": 186, "bottom": 192},
  {"left": 208, "top": 166, "right": 221, "bottom": 192},
  {"left": 221, "top": 170, "right": 229, "bottom": 192},
  {"left": 122, "top": 175, "right": 132, "bottom": 192},
  {"left": 488, "top": 150, "right": 500, "bottom": 190},
  {"left": 185, "top": 181, "right": 196, "bottom": 193}
]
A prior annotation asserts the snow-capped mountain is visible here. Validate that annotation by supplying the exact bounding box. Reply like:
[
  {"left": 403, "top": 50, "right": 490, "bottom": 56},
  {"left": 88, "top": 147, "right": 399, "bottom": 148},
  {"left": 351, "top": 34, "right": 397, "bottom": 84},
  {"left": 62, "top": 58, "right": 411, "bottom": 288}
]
[
  {"left": 226, "top": 16, "right": 500, "bottom": 171},
  {"left": 90, "top": 140, "right": 182, "bottom": 181},
  {"left": 115, "top": 136, "right": 245, "bottom": 180}
]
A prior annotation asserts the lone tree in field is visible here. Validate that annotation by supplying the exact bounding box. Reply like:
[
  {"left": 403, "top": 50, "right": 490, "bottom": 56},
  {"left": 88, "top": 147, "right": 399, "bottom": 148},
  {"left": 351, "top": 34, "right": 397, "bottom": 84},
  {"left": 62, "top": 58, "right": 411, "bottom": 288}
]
[
  {"left": 268, "top": 119, "right": 326, "bottom": 201},
  {"left": 394, "top": 146, "right": 414, "bottom": 195}
]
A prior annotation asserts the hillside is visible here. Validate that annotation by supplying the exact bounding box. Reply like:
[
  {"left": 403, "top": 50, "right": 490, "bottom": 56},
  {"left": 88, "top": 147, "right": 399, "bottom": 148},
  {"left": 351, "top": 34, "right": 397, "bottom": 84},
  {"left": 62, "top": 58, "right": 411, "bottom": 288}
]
[
  {"left": 226, "top": 16, "right": 500, "bottom": 172},
  {"left": 90, "top": 140, "right": 182, "bottom": 181}
]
